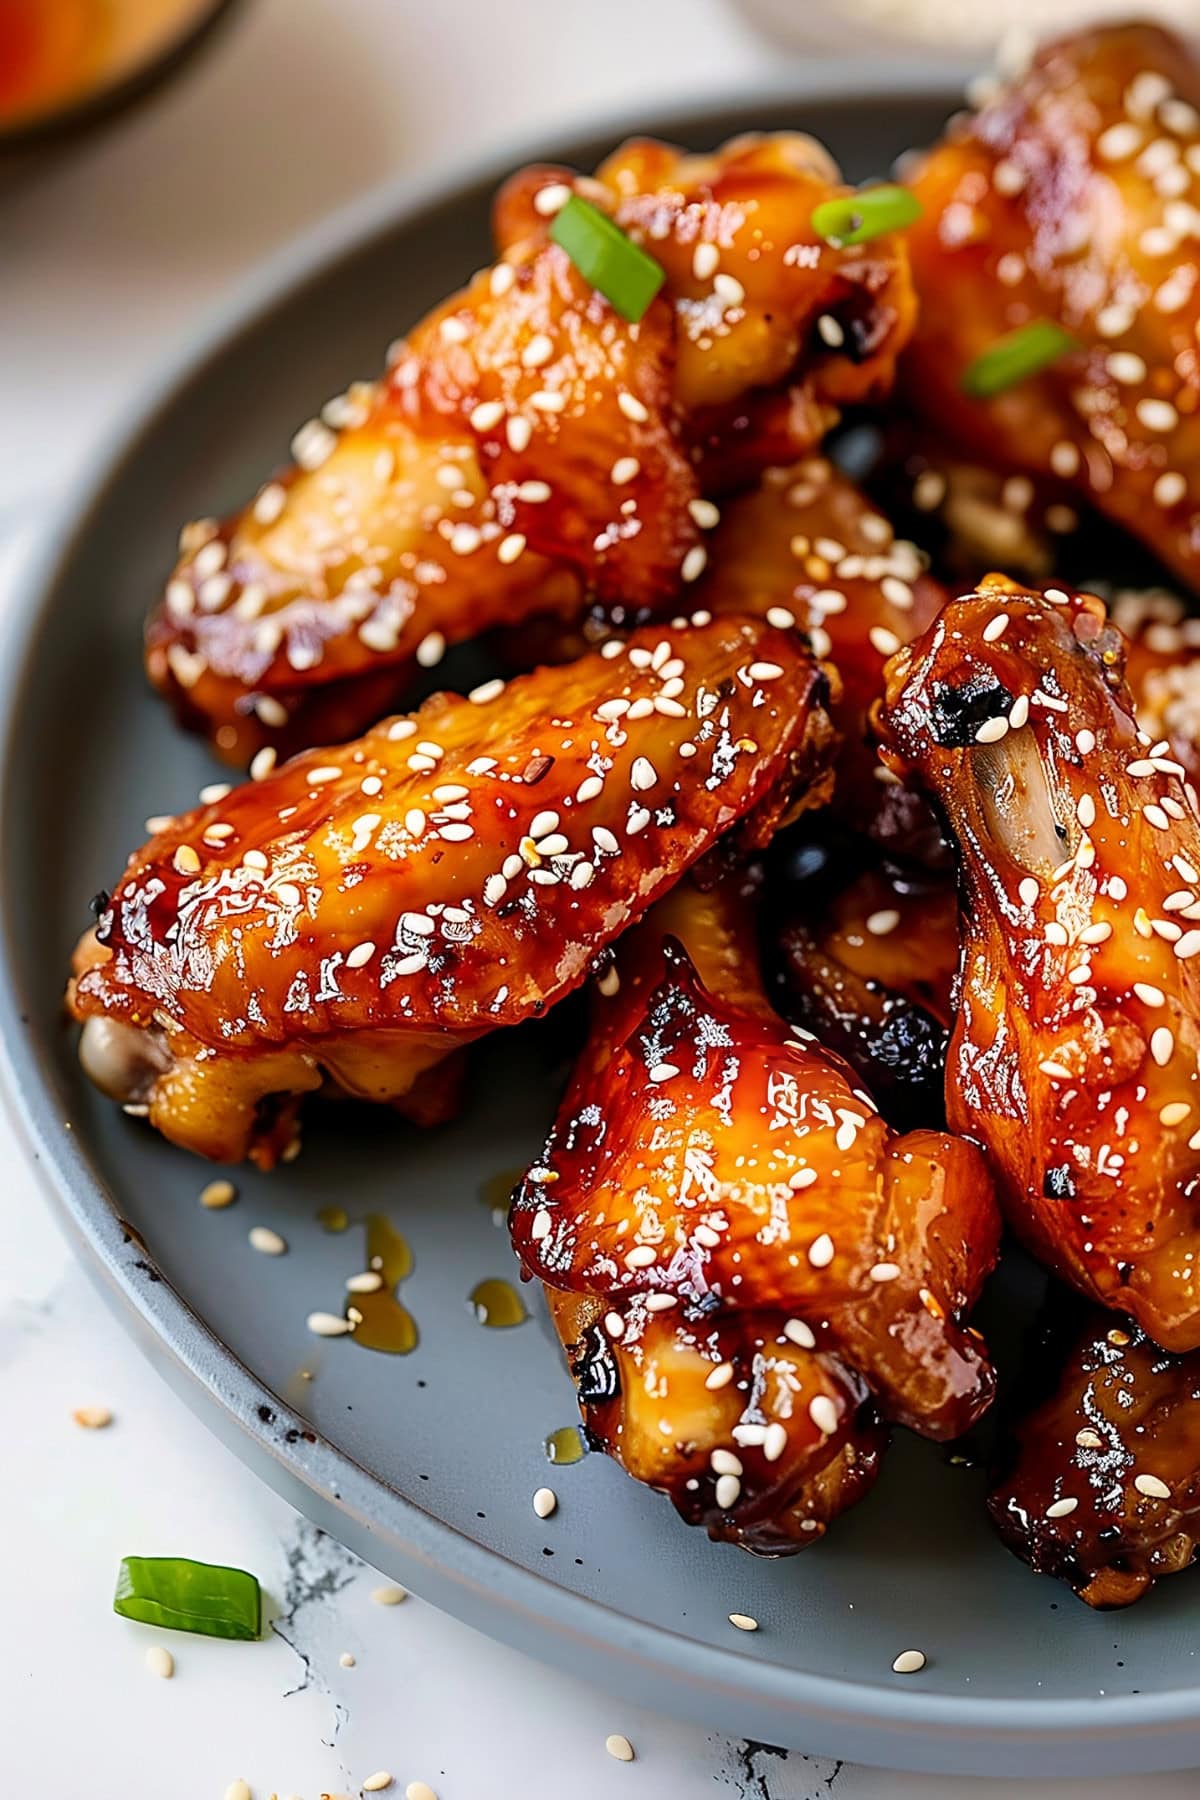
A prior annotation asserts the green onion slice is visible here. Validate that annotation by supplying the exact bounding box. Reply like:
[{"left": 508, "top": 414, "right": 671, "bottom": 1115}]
[
  {"left": 961, "top": 321, "right": 1077, "bottom": 398},
  {"left": 810, "top": 185, "right": 923, "bottom": 247},
  {"left": 549, "top": 195, "right": 666, "bottom": 323},
  {"left": 114, "top": 1555, "right": 261, "bottom": 1640}
]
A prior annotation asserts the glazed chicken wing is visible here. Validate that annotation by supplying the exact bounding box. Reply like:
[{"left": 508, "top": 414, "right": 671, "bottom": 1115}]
[
  {"left": 70, "top": 615, "right": 834, "bottom": 1167},
  {"left": 509, "top": 877, "right": 999, "bottom": 1553},
  {"left": 148, "top": 134, "right": 915, "bottom": 763},
  {"left": 880, "top": 575, "right": 1200, "bottom": 1351},
  {"left": 989, "top": 1308, "right": 1200, "bottom": 1608},
  {"left": 905, "top": 24, "right": 1200, "bottom": 595}
]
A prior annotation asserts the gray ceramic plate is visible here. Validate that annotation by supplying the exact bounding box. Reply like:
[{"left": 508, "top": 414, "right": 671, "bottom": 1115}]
[{"left": 4, "top": 65, "right": 1200, "bottom": 1780}]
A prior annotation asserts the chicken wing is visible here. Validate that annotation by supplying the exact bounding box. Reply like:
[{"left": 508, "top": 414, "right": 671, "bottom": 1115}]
[
  {"left": 495, "top": 458, "right": 946, "bottom": 848},
  {"left": 71, "top": 615, "right": 835, "bottom": 1167},
  {"left": 989, "top": 1307, "right": 1200, "bottom": 1608},
  {"left": 770, "top": 832, "right": 956, "bottom": 1130},
  {"left": 509, "top": 877, "right": 999, "bottom": 1553},
  {"left": 148, "top": 134, "right": 915, "bottom": 764},
  {"left": 880, "top": 575, "right": 1200, "bottom": 1351},
  {"left": 904, "top": 23, "right": 1200, "bottom": 595}
]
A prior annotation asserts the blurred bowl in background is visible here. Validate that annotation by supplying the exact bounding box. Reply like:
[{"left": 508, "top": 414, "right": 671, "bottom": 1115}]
[
  {"left": 731, "top": 0, "right": 1199, "bottom": 61},
  {"left": 0, "top": 0, "right": 236, "bottom": 147}
]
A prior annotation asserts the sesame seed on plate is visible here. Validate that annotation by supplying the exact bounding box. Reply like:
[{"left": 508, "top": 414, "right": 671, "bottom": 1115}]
[
  {"left": 892, "top": 1649, "right": 926, "bottom": 1674},
  {"left": 371, "top": 1584, "right": 407, "bottom": 1605},
  {"left": 200, "top": 1179, "right": 237, "bottom": 1209},
  {"left": 729, "top": 1612, "right": 759, "bottom": 1632},
  {"left": 362, "top": 1774, "right": 393, "bottom": 1792},
  {"left": 145, "top": 1646, "right": 174, "bottom": 1679},
  {"left": 307, "top": 1312, "right": 354, "bottom": 1337},
  {"left": 605, "top": 1735, "right": 635, "bottom": 1763},
  {"left": 248, "top": 1226, "right": 287, "bottom": 1256},
  {"left": 533, "top": 1487, "right": 557, "bottom": 1519},
  {"left": 73, "top": 1405, "right": 113, "bottom": 1429}
]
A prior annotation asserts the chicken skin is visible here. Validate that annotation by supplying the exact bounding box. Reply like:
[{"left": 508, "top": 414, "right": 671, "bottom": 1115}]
[
  {"left": 71, "top": 616, "right": 835, "bottom": 1167},
  {"left": 905, "top": 24, "right": 1200, "bottom": 596},
  {"left": 989, "top": 1308, "right": 1200, "bottom": 1608},
  {"left": 880, "top": 575, "right": 1200, "bottom": 1351},
  {"left": 509, "top": 877, "right": 999, "bottom": 1553},
  {"left": 148, "top": 134, "right": 915, "bottom": 764}
]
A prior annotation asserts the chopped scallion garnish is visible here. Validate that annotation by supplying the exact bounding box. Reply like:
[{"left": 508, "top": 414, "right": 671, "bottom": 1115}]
[
  {"left": 549, "top": 195, "right": 666, "bottom": 323},
  {"left": 961, "top": 321, "right": 1077, "bottom": 398},
  {"left": 113, "top": 1556, "right": 261, "bottom": 1640},
  {"left": 810, "top": 185, "right": 922, "bottom": 247}
]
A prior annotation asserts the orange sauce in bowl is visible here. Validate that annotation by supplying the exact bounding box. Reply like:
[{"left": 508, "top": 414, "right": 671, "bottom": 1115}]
[{"left": 0, "top": 0, "right": 220, "bottom": 132}]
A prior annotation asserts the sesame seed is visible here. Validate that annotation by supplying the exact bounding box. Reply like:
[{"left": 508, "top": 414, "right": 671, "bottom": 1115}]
[
  {"left": 681, "top": 546, "right": 707, "bottom": 582},
  {"left": 766, "top": 605, "right": 796, "bottom": 629},
  {"left": 1175, "top": 931, "right": 1200, "bottom": 959},
  {"left": 1154, "top": 471, "right": 1187, "bottom": 507},
  {"left": 975, "top": 716, "right": 1009, "bottom": 744},
  {"left": 497, "top": 532, "right": 527, "bottom": 566},
  {"left": 625, "top": 1244, "right": 657, "bottom": 1269},
  {"left": 762, "top": 1422, "right": 788, "bottom": 1462},
  {"left": 983, "top": 612, "right": 1010, "bottom": 643},
  {"left": 1134, "top": 982, "right": 1165, "bottom": 1006},
  {"left": 292, "top": 418, "right": 337, "bottom": 470},
  {"left": 416, "top": 631, "right": 445, "bottom": 668},
  {"left": 1039, "top": 1059, "right": 1073, "bottom": 1080},
  {"left": 146, "top": 1646, "right": 175, "bottom": 1679},
  {"left": 808, "top": 1233, "right": 834, "bottom": 1269},
  {"left": 533, "top": 1486, "right": 557, "bottom": 1518},
  {"left": 73, "top": 1404, "right": 113, "bottom": 1429},
  {"left": 647, "top": 1062, "right": 678, "bottom": 1084},
  {"left": 254, "top": 482, "right": 287, "bottom": 525},
  {"left": 789, "top": 1167, "right": 817, "bottom": 1190},
  {"left": 612, "top": 456, "right": 640, "bottom": 485},
  {"left": 1137, "top": 398, "right": 1179, "bottom": 432},
  {"left": 173, "top": 845, "right": 200, "bottom": 875},
  {"left": 869, "top": 1262, "right": 901, "bottom": 1282},
  {"left": 630, "top": 756, "right": 657, "bottom": 792},
  {"left": 714, "top": 272, "right": 745, "bottom": 307},
  {"left": 1161, "top": 1101, "right": 1191, "bottom": 1126},
  {"left": 1107, "top": 351, "right": 1146, "bottom": 384},
  {"left": 605, "top": 1735, "right": 635, "bottom": 1763},
  {"left": 534, "top": 181, "right": 572, "bottom": 216},
  {"left": 866, "top": 908, "right": 900, "bottom": 936},
  {"left": 1134, "top": 1473, "right": 1172, "bottom": 1500},
  {"left": 816, "top": 312, "right": 845, "bottom": 348},
  {"left": 784, "top": 1318, "right": 816, "bottom": 1349},
  {"left": 618, "top": 390, "right": 649, "bottom": 422},
  {"left": 1018, "top": 877, "right": 1039, "bottom": 906},
  {"left": 362, "top": 1775, "right": 393, "bottom": 1794},
  {"left": 693, "top": 242, "right": 720, "bottom": 281},
  {"left": 224, "top": 1784, "right": 250, "bottom": 1800},
  {"left": 200, "top": 1179, "right": 237, "bottom": 1209},
  {"left": 516, "top": 478, "right": 551, "bottom": 502},
  {"left": 522, "top": 333, "right": 554, "bottom": 369},
  {"left": 809, "top": 1395, "right": 838, "bottom": 1435},
  {"left": 1045, "top": 1496, "right": 1079, "bottom": 1519},
  {"left": 1098, "top": 121, "right": 1143, "bottom": 161},
  {"left": 1076, "top": 1427, "right": 1103, "bottom": 1449},
  {"left": 715, "top": 1473, "right": 742, "bottom": 1509},
  {"left": 405, "top": 1785, "right": 437, "bottom": 1800},
  {"left": 506, "top": 415, "right": 533, "bottom": 453},
  {"left": 470, "top": 399, "right": 504, "bottom": 432},
  {"left": 248, "top": 1226, "right": 287, "bottom": 1256},
  {"left": 748, "top": 661, "right": 784, "bottom": 681},
  {"left": 307, "top": 1312, "right": 354, "bottom": 1337},
  {"left": 346, "top": 1271, "right": 384, "bottom": 1294},
  {"left": 1151, "top": 1026, "right": 1175, "bottom": 1065},
  {"left": 892, "top": 1649, "right": 926, "bottom": 1675},
  {"left": 371, "top": 1584, "right": 407, "bottom": 1606}
]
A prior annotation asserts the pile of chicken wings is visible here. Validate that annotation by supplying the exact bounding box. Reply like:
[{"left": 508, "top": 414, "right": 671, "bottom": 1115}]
[{"left": 70, "top": 22, "right": 1200, "bottom": 1607}]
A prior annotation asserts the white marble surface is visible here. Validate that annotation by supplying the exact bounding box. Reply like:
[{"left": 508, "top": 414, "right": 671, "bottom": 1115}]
[{"left": 1, "top": 3, "right": 1199, "bottom": 1795}]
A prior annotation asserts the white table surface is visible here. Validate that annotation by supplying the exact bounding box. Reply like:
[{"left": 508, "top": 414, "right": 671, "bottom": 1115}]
[{"left": 2, "top": 3, "right": 1198, "bottom": 1795}]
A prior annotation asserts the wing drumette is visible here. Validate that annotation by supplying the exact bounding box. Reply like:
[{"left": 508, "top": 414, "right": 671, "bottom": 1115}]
[
  {"left": 509, "top": 878, "right": 999, "bottom": 1553},
  {"left": 904, "top": 24, "right": 1200, "bottom": 595},
  {"left": 989, "top": 1308, "right": 1200, "bottom": 1608},
  {"left": 880, "top": 575, "right": 1200, "bottom": 1351},
  {"left": 71, "top": 616, "right": 834, "bottom": 1167},
  {"left": 148, "top": 134, "right": 915, "bottom": 763}
]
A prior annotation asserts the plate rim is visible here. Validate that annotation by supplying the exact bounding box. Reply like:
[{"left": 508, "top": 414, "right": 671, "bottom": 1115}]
[{"left": 5, "top": 62, "right": 1200, "bottom": 1774}]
